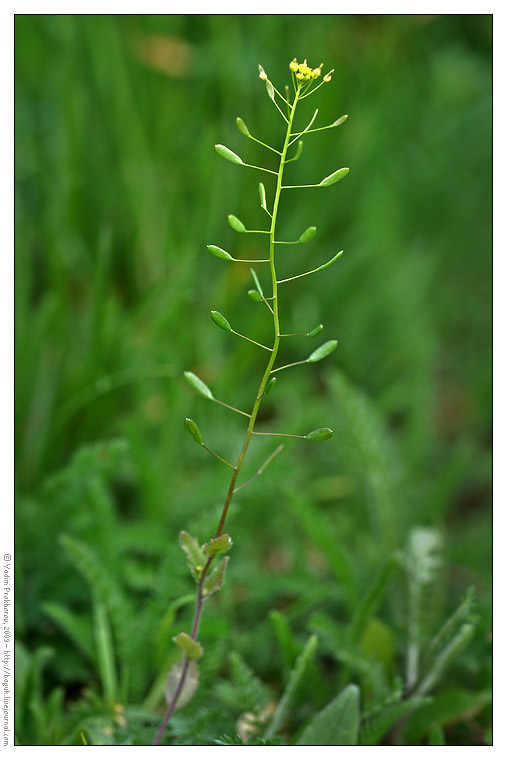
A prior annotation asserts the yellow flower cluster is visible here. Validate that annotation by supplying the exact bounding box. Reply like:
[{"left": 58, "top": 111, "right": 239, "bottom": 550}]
[{"left": 289, "top": 58, "right": 334, "bottom": 83}]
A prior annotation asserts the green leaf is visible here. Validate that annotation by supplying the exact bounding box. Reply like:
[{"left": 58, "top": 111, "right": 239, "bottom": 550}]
[
  {"left": 414, "top": 623, "right": 475, "bottom": 697},
  {"left": 41, "top": 602, "right": 94, "bottom": 660},
  {"left": 403, "top": 689, "right": 491, "bottom": 744},
  {"left": 236, "top": 117, "right": 250, "bottom": 137},
  {"left": 296, "top": 684, "right": 360, "bottom": 745},
  {"left": 179, "top": 531, "right": 207, "bottom": 581},
  {"left": 211, "top": 310, "right": 232, "bottom": 332},
  {"left": 264, "top": 635, "right": 318, "bottom": 738},
  {"left": 183, "top": 417, "right": 203, "bottom": 445},
  {"left": 215, "top": 652, "right": 272, "bottom": 715},
  {"left": 202, "top": 557, "right": 229, "bottom": 597},
  {"left": 429, "top": 724, "right": 446, "bottom": 745},
  {"left": 165, "top": 660, "right": 199, "bottom": 710},
  {"left": 263, "top": 377, "right": 277, "bottom": 396},
  {"left": 318, "top": 167, "right": 350, "bottom": 187},
  {"left": 349, "top": 556, "right": 398, "bottom": 643},
  {"left": 183, "top": 371, "right": 214, "bottom": 400},
  {"left": 307, "top": 324, "right": 323, "bottom": 337},
  {"left": 248, "top": 289, "right": 262, "bottom": 302},
  {"left": 332, "top": 114, "right": 348, "bottom": 126},
  {"left": 258, "top": 182, "right": 267, "bottom": 211},
  {"left": 250, "top": 268, "right": 264, "bottom": 298},
  {"left": 360, "top": 696, "right": 430, "bottom": 745},
  {"left": 317, "top": 250, "right": 343, "bottom": 271},
  {"left": 207, "top": 244, "right": 234, "bottom": 261},
  {"left": 94, "top": 601, "right": 118, "bottom": 702},
  {"left": 307, "top": 339, "right": 338, "bottom": 363},
  {"left": 172, "top": 632, "right": 204, "bottom": 661},
  {"left": 204, "top": 534, "right": 233, "bottom": 557},
  {"left": 215, "top": 144, "right": 244, "bottom": 165},
  {"left": 228, "top": 214, "right": 246, "bottom": 232},
  {"left": 298, "top": 226, "right": 317, "bottom": 244},
  {"left": 305, "top": 427, "right": 333, "bottom": 442}
]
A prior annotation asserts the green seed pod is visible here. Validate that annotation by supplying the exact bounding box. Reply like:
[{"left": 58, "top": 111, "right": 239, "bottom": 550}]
[
  {"left": 332, "top": 114, "right": 348, "bottom": 127},
  {"left": 180, "top": 531, "right": 207, "bottom": 581},
  {"left": 183, "top": 371, "right": 214, "bottom": 400},
  {"left": 293, "top": 140, "right": 303, "bottom": 161},
  {"left": 298, "top": 226, "right": 317, "bottom": 244},
  {"left": 263, "top": 377, "right": 277, "bottom": 396},
  {"left": 228, "top": 214, "right": 246, "bottom": 232},
  {"left": 215, "top": 144, "right": 244, "bottom": 165},
  {"left": 202, "top": 556, "right": 229, "bottom": 597},
  {"left": 184, "top": 418, "right": 203, "bottom": 445},
  {"left": 204, "top": 534, "right": 233, "bottom": 557},
  {"left": 259, "top": 182, "right": 267, "bottom": 211},
  {"left": 210, "top": 310, "right": 232, "bottom": 332},
  {"left": 236, "top": 116, "right": 250, "bottom": 137},
  {"left": 307, "top": 339, "right": 338, "bottom": 363},
  {"left": 172, "top": 632, "right": 204, "bottom": 661},
  {"left": 250, "top": 268, "right": 264, "bottom": 298},
  {"left": 207, "top": 244, "right": 234, "bottom": 261},
  {"left": 265, "top": 79, "right": 275, "bottom": 101},
  {"left": 307, "top": 324, "right": 324, "bottom": 337},
  {"left": 248, "top": 289, "right": 263, "bottom": 302},
  {"left": 316, "top": 251, "right": 343, "bottom": 272},
  {"left": 305, "top": 427, "right": 334, "bottom": 442},
  {"left": 318, "top": 167, "right": 350, "bottom": 187},
  {"left": 165, "top": 660, "right": 199, "bottom": 710}
]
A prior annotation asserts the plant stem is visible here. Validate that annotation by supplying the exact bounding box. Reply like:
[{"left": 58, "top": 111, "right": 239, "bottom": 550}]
[{"left": 152, "top": 84, "right": 302, "bottom": 747}]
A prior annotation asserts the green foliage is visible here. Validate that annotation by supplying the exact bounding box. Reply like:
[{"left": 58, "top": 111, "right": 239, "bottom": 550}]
[
  {"left": 296, "top": 684, "right": 360, "bottom": 745},
  {"left": 264, "top": 634, "right": 318, "bottom": 739},
  {"left": 15, "top": 14, "right": 491, "bottom": 747},
  {"left": 215, "top": 651, "right": 272, "bottom": 715}
]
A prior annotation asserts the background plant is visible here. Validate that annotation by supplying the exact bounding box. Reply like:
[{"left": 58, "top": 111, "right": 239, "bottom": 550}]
[{"left": 15, "top": 15, "right": 492, "bottom": 746}]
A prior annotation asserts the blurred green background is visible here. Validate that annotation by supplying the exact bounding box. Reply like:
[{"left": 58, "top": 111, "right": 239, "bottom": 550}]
[{"left": 15, "top": 14, "right": 492, "bottom": 745}]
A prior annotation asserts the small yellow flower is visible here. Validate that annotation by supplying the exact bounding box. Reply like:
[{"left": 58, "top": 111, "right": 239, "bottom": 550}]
[{"left": 289, "top": 58, "right": 324, "bottom": 82}]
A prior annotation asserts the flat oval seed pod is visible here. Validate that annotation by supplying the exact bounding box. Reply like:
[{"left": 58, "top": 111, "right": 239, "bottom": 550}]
[
  {"left": 215, "top": 144, "right": 244, "bottom": 165},
  {"left": 236, "top": 117, "right": 250, "bottom": 136},
  {"left": 318, "top": 167, "right": 350, "bottom": 187},
  {"left": 184, "top": 418, "right": 203, "bottom": 445},
  {"left": 207, "top": 244, "right": 234, "bottom": 261},
  {"left": 183, "top": 371, "right": 214, "bottom": 400},
  {"left": 265, "top": 79, "right": 275, "bottom": 101},
  {"left": 165, "top": 660, "right": 199, "bottom": 710},
  {"left": 228, "top": 214, "right": 246, "bottom": 232},
  {"left": 202, "top": 556, "right": 229, "bottom": 597},
  {"left": 307, "top": 324, "right": 324, "bottom": 337},
  {"left": 250, "top": 268, "right": 264, "bottom": 298},
  {"left": 316, "top": 251, "right": 343, "bottom": 272},
  {"left": 305, "top": 427, "right": 334, "bottom": 442},
  {"left": 263, "top": 377, "right": 277, "bottom": 396},
  {"left": 298, "top": 226, "right": 317, "bottom": 244},
  {"left": 307, "top": 339, "right": 338, "bottom": 363},
  {"left": 332, "top": 114, "right": 348, "bottom": 127},
  {"left": 293, "top": 140, "right": 303, "bottom": 161},
  {"left": 210, "top": 310, "right": 232, "bottom": 332},
  {"left": 204, "top": 534, "right": 233, "bottom": 557},
  {"left": 172, "top": 632, "right": 204, "bottom": 661},
  {"left": 248, "top": 289, "right": 263, "bottom": 302},
  {"left": 259, "top": 182, "right": 267, "bottom": 211}
]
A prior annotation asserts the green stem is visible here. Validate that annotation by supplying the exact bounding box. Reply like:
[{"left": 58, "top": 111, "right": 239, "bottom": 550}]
[{"left": 152, "top": 84, "right": 302, "bottom": 746}]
